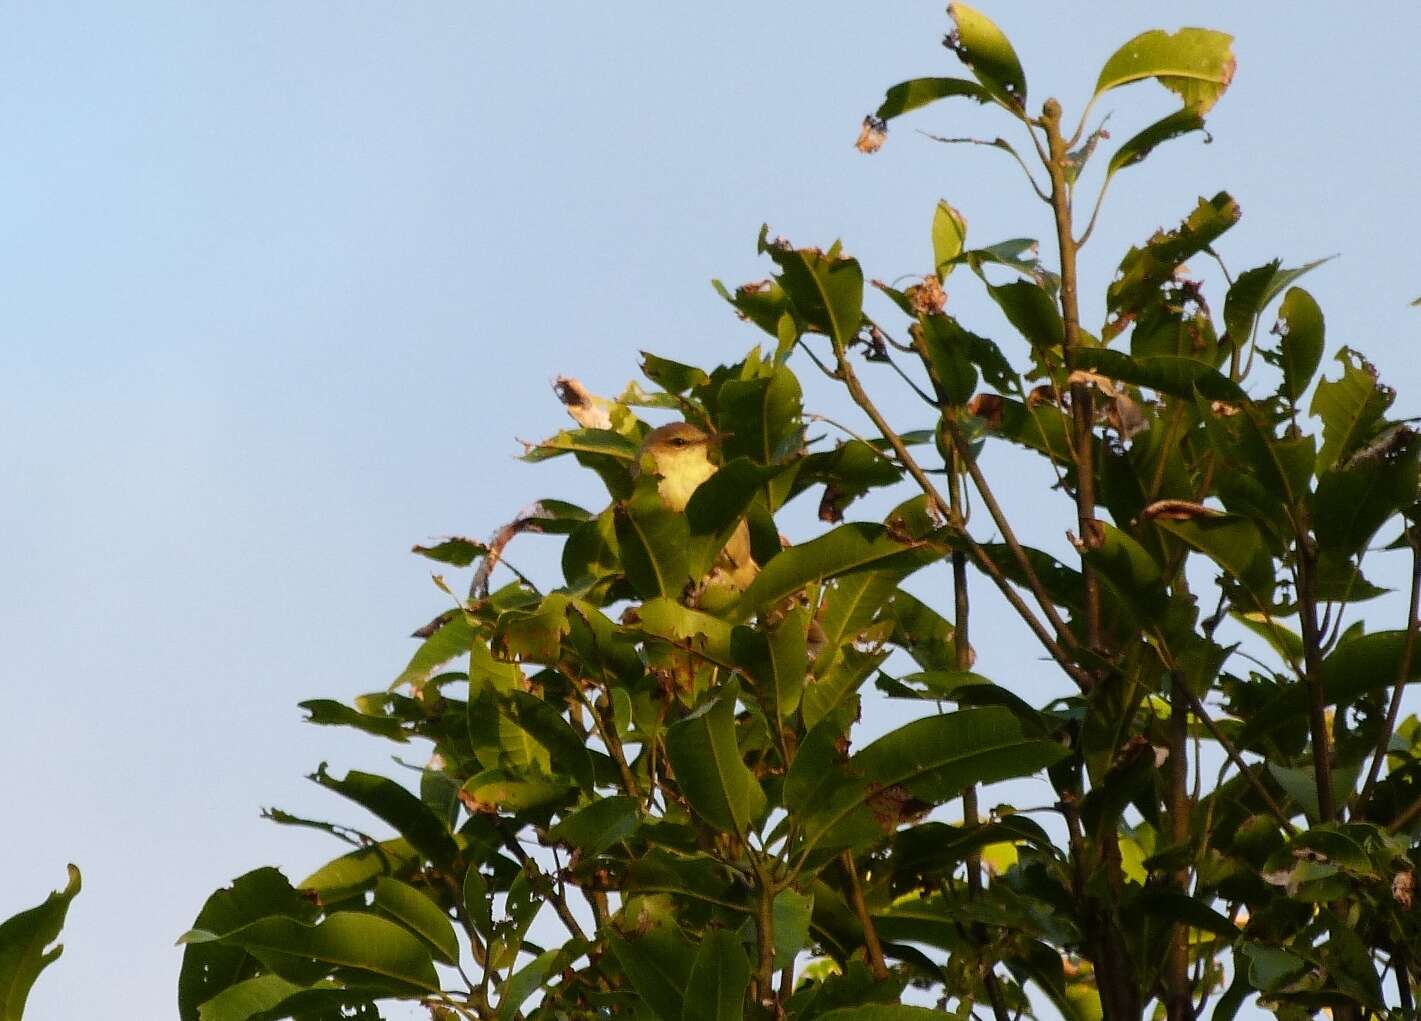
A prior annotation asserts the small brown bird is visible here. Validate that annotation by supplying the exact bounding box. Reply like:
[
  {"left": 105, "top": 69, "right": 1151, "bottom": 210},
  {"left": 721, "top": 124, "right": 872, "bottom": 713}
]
[{"left": 636, "top": 423, "right": 758, "bottom": 601}]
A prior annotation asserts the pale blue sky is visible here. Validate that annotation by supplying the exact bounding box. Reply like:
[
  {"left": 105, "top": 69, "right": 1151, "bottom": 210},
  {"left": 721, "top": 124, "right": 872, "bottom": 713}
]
[{"left": 5, "top": 3, "right": 1419, "bottom": 1018}]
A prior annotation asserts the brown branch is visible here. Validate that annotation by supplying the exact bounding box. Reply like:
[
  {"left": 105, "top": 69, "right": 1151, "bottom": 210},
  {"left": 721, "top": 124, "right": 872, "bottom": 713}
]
[
  {"left": 1180, "top": 685, "right": 1297, "bottom": 834},
  {"left": 1041, "top": 100, "right": 1103, "bottom": 659},
  {"left": 841, "top": 852, "right": 889, "bottom": 981},
  {"left": 1296, "top": 541, "right": 1336, "bottom": 821},
  {"left": 1165, "top": 672, "right": 1192, "bottom": 1021},
  {"left": 947, "top": 418, "right": 1078, "bottom": 650},
  {"left": 831, "top": 351, "right": 1091, "bottom": 691}
]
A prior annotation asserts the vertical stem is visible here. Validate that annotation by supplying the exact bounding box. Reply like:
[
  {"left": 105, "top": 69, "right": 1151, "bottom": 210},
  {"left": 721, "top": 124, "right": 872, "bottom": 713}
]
[
  {"left": 1296, "top": 543, "right": 1336, "bottom": 821},
  {"left": 754, "top": 865, "right": 778, "bottom": 1001},
  {"left": 1165, "top": 672, "right": 1192, "bottom": 1021},
  {"left": 841, "top": 852, "right": 890, "bottom": 981},
  {"left": 1041, "top": 100, "right": 1102, "bottom": 655},
  {"left": 949, "top": 437, "right": 1012, "bottom": 1021}
]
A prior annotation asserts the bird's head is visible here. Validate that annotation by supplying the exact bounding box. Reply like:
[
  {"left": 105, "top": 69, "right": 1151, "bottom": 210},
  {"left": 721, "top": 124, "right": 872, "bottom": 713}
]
[{"left": 637, "top": 422, "right": 720, "bottom": 509}]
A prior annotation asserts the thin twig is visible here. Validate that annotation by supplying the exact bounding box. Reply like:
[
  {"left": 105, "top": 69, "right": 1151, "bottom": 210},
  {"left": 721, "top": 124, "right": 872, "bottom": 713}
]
[
  {"left": 1360, "top": 531, "right": 1421, "bottom": 807},
  {"left": 1181, "top": 686, "right": 1297, "bottom": 834}
]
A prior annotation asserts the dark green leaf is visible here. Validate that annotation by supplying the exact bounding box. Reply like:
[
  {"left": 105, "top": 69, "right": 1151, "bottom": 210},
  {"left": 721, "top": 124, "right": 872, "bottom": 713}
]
[
  {"left": 299, "top": 699, "right": 407, "bottom": 742},
  {"left": 548, "top": 796, "right": 641, "bottom": 856},
  {"left": 411, "top": 537, "right": 487, "bottom": 567},
  {"left": 1310, "top": 348, "right": 1397, "bottom": 472},
  {"left": 614, "top": 480, "right": 692, "bottom": 600},
  {"left": 767, "top": 244, "right": 864, "bottom": 353},
  {"left": 987, "top": 280, "right": 1063, "bottom": 351},
  {"left": 1105, "top": 107, "right": 1207, "bottom": 179},
  {"left": 731, "top": 608, "right": 808, "bottom": 722},
  {"left": 1275, "top": 287, "right": 1325, "bottom": 402},
  {"left": 1106, "top": 193, "right": 1240, "bottom": 323},
  {"left": 874, "top": 78, "right": 991, "bottom": 121},
  {"left": 716, "top": 369, "right": 803, "bottom": 468},
  {"left": 735, "top": 521, "right": 939, "bottom": 620},
  {"left": 0, "top": 865, "right": 80, "bottom": 1021},
  {"left": 1312, "top": 426, "right": 1419, "bottom": 557},
  {"left": 607, "top": 922, "right": 697, "bottom": 1021},
  {"left": 372, "top": 878, "right": 458, "bottom": 965},
  {"left": 1073, "top": 348, "right": 1244, "bottom": 402},
  {"left": 311, "top": 767, "right": 459, "bottom": 868},
  {"left": 683, "top": 928, "right": 748, "bottom": 1021},
  {"left": 1224, "top": 258, "right": 1330, "bottom": 353},
  {"left": 665, "top": 688, "right": 767, "bottom": 835}
]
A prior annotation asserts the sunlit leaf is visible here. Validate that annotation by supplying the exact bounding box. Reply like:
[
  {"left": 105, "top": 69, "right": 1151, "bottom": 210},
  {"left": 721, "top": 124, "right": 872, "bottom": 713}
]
[
  {"left": 947, "top": 3, "right": 1028, "bottom": 109},
  {"left": 179, "top": 913, "right": 439, "bottom": 992},
  {"left": 1093, "top": 28, "right": 1235, "bottom": 113}
]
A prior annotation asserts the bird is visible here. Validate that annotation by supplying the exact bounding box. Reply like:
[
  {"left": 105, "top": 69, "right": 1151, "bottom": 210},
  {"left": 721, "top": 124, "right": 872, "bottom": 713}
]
[{"left": 636, "top": 422, "right": 758, "bottom": 603}]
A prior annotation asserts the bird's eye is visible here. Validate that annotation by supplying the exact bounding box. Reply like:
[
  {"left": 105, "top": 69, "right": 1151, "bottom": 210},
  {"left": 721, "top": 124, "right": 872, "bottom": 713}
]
[{"left": 671, "top": 437, "right": 687, "bottom": 447}]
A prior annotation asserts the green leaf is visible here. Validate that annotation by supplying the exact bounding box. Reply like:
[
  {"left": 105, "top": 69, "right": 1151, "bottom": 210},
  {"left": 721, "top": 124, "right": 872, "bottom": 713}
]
[
  {"left": 1311, "top": 348, "right": 1397, "bottom": 472},
  {"left": 716, "top": 369, "right": 803, "bottom": 468},
  {"left": 767, "top": 244, "right": 864, "bottom": 351},
  {"left": 411, "top": 536, "right": 487, "bottom": 567},
  {"left": 0, "top": 865, "right": 80, "bottom": 1021},
  {"left": 1093, "top": 28, "right": 1235, "bottom": 113},
  {"left": 461, "top": 768, "right": 575, "bottom": 814},
  {"left": 520, "top": 427, "right": 640, "bottom": 464},
  {"left": 1223, "top": 258, "right": 1330, "bottom": 353},
  {"left": 917, "top": 314, "right": 979, "bottom": 405},
  {"left": 549, "top": 797, "right": 642, "bottom": 857},
  {"left": 636, "top": 597, "right": 736, "bottom": 668},
  {"left": 299, "top": 699, "right": 407, "bottom": 742},
  {"left": 802, "top": 708, "right": 1066, "bottom": 852},
  {"left": 642, "top": 351, "right": 710, "bottom": 394},
  {"left": 394, "top": 611, "right": 476, "bottom": 689},
  {"left": 818, "top": 1007, "right": 950, "bottom": 1021},
  {"left": 310, "top": 766, "right": 459, "bottom": 868},
  {"left": 1154, "top": 516, "right": 1272, "bottom": 597},
  {"left": 932, "top": 200, "right": 967, "bottom": 278},
  {"left": 501, "top": 689, "right": 598, "bottom": 796},
  {"left": 1072, "top": 348, "right": 1244, "bottom": 402},
  {"left": 1105, "top": 107, "right": 1207, "bottom": 180},
  {"left": 499, "top": 947, "right": 569, "bottom": 1021},
  {"left": 607, "top": 923, "right": 697, "bottom": 1021},
  {"left": 986, "top": 280, "right": 1063, "bottom": 350},
  {"left": 614, "top": 480, "right": 692, "bottom": 600},
  {"left": 1239, "top": 943, "right": 1308, "bottom": 993},
  {"left": 193, "top": 974, "right": 311, "bottom": 1021},
  {"left": 731, "top": 607, "right": 808, "bottom": 722},
  {"left": 771, "top": 889, "right": 813, "bottom": 970},
  {"left": 372, "top": 878, "right": 458, "bottom": 965},
  {"left": 735, "top": 521, "right": 938, "bottom": 619},
  {"left": 1106, "top": 193, "right": 1240, "bottom": 324},
  {"left": 179, "top": 913, "right": 439, "bottom": 991},
  {"left": 665, "top": 688, "right": 766, "bottom": 835},
  {"left": 685, "top": 459, "right": 780, "bottom": 577},
  {"left": 873, "top": 78, "right": 991, "bottom": 121},
  {"left": 180, "top": 868, "right": 322, "bottom": 1020},
  {"left": 803, "top": 646, "right": 889, "bottom": 731},
  {"left": 298, "top": 840, "right": 418, "bottom": 905},
  {"left": 683, "top": 928, "right": 748, "bottom": 1021},
  {"left": 1275, "top": 287, "right": 1325, "bottom": 402},
  {"left": 947, "top": 3, "right": 1027, "bottom": 108},
  {"left": 1312, "top": 426, "right": 1420, "bottom": 557}
]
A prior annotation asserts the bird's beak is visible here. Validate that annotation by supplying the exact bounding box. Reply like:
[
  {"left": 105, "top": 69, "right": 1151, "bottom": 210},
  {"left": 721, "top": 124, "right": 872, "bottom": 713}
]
[{"left": 706, "top": 430, "right": 732, "bottom": 448}]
